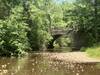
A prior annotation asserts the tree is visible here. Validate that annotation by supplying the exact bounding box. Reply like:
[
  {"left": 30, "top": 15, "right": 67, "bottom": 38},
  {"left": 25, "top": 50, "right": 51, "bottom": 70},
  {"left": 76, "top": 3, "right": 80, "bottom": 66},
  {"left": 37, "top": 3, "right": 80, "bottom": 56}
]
[
  {"left": 62, "top": 0, "right": 100, "bottom": 48},
  {"left": 0, "top": 5, "right": 30, "bottom": 56},
  {"left": 0, "top": 0, "right": 22, "bottom": 19},
  {"left": 23, "top": 0, "right": 65, "bottom": 50}
]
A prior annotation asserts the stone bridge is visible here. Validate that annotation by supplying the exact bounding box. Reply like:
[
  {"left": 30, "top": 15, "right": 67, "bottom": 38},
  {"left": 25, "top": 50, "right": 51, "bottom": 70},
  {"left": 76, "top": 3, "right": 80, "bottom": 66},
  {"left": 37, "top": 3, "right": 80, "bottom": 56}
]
[
  {"left": 48, "top": 27, "right": 87, "bottom": 50},
  {"left": 48, "top": 27, "right": 73, "bottom": 49}
]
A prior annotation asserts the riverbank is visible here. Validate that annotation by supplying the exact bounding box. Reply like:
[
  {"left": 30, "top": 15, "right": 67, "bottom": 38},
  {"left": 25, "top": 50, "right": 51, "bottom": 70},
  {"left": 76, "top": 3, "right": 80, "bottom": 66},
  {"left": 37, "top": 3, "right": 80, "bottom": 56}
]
[{"left": 41, "top": 52, "right": 100, "bottom": 63}]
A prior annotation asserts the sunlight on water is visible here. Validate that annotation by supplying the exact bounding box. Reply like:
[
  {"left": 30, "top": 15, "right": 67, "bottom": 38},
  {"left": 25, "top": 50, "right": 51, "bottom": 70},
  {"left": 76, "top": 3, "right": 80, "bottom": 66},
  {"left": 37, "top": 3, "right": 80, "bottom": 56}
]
[{"left": 0, "top": 53, "right": 100, "bottom": 75}]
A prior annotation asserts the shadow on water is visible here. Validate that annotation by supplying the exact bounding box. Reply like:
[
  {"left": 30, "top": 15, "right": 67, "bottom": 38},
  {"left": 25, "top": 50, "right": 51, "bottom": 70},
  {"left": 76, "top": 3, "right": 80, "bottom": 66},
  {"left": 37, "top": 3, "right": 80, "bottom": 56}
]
[{"left": 0, "top": 53, "right": 100, "bottom": 75}]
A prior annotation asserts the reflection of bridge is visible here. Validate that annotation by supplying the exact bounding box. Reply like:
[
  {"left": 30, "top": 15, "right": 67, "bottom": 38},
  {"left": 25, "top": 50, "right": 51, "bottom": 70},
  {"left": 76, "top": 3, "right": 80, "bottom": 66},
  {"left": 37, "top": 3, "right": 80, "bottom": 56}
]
[{"left": 48, "top": 27, "right": 73, "bottom": 49}]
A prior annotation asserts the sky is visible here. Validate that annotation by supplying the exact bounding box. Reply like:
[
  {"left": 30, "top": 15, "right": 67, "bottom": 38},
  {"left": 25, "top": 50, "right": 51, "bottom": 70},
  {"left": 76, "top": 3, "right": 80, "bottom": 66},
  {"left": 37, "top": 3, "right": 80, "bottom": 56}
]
[{"left": 56, "top": 0, "right": 75, "bottom": 3}]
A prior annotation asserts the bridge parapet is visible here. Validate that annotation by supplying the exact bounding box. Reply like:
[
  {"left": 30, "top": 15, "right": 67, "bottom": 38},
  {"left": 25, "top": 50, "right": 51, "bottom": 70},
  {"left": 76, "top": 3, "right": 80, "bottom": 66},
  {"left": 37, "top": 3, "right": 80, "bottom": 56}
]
[{"left": 51, "top": 27, "right": 73, "bottom": 35}]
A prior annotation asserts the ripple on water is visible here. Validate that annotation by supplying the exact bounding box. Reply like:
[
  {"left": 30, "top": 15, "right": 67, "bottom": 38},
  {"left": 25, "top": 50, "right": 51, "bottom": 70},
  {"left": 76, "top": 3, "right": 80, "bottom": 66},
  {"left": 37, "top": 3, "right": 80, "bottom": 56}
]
[{"left": 0, "top": 53, "right": 100, "bottom": 75}]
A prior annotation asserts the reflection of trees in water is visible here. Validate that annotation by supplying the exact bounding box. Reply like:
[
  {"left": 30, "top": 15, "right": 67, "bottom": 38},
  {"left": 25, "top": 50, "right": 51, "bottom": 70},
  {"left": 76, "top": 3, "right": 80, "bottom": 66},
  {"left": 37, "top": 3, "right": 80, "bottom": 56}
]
[
  {"left": 9, "top": 56, "right": 29, "bottom": 74},
  {"left": 0, "top": 56, "right": 28, "bottom": 75},
  {"left": 0, "top": 54, "right": 100, "bottom": 75}
]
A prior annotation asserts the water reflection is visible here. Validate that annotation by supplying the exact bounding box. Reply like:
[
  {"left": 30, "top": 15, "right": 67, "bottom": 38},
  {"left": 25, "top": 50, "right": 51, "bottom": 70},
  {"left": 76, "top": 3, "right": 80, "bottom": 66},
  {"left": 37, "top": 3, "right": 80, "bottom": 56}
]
[{"left": 0, "top": 53, "right": 100, "bottom": 75}]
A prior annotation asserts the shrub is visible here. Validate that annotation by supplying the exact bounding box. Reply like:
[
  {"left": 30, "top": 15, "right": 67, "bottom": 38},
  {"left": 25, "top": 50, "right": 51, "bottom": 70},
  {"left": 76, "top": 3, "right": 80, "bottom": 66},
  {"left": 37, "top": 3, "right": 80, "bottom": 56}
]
[{"left": 0, "top": 5, "right": 30, "bottom": 56}]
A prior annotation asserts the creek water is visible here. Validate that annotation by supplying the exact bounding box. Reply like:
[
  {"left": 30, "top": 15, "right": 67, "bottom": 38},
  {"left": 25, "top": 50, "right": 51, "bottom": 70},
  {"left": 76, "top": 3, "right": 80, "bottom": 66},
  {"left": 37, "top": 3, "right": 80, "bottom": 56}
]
[{"left": 0, "top": 53, "right": 100, "bottom": 75}]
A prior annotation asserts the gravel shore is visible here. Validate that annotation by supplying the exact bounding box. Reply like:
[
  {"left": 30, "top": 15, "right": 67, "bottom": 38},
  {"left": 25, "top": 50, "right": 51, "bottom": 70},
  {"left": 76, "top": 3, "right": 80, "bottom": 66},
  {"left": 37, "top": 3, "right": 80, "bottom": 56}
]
[{"left": 41, "top": 52, "right": 100, "bottom": 63}]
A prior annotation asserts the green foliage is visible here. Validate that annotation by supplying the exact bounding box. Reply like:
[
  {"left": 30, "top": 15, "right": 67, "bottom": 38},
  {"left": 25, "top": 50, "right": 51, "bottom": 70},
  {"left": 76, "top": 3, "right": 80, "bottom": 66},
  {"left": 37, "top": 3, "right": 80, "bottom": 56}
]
[
  {"left": 0, "top": 0, "right": 100, "bottom": 56},
  {"left": 24, "top": 3, "right": 52, "bottom": 50},
  {"left": 86, "top": 45, "right": 100, "bottom": 58},
  {"left": 26, "top": 0, "right": 65, "bottom": 50},
  {"left": 63, "top": 1, "right": 94, "bottom": 31},
  {"left": 62, "top": 0, "right": 100, "bottom": 47},
  {"left": 0, "top": 5, "right": 30, "bottom": 56},
  {"left": 0, "top": 0, "right": 22, "bottom": 19},
  {"left": 54, "top": 37, "right": 71, "bottom": 47}
]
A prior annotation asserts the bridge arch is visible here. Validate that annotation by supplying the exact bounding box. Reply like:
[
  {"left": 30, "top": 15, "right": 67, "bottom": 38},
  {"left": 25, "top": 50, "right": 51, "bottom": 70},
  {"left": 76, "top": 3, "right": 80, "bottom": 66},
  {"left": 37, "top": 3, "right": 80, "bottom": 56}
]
[
  {"left": 47, "top": 27, "right": 73, "bottom": 49},
  {"left": 48, "top": 34, "right": 65, "bottom": 49}
]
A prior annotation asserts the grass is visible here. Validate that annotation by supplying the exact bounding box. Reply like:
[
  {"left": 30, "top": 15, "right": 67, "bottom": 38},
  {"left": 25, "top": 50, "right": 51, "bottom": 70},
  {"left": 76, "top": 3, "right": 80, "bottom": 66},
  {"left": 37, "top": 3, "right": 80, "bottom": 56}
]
[{"left": 86, "top": 46, "right": 100, "bottom": 58}]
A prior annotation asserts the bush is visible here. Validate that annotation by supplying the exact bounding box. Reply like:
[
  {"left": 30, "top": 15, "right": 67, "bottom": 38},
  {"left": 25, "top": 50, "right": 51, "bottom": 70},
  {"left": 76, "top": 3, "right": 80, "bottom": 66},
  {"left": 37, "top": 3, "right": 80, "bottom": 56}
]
[
  {"left": 0, "top": 6, "right": 30, "bottom": 56},
  {"left": 0, "top": 19, "right": 30, "bottom": 56}
]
